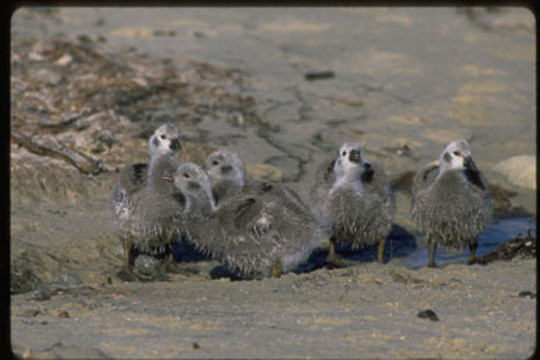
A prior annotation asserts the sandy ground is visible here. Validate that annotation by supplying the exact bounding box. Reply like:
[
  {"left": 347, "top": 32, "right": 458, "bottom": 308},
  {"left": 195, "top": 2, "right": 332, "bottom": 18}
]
[
  {"left": 11, "top": 256, "right": 536, "bottom": 359},
  {"left": 10, "top": 7, "right": 536, "bottom": 359}
]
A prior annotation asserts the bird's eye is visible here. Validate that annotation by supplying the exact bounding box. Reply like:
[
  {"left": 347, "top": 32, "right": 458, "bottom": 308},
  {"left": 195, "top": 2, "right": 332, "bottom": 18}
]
[
  {"left": 453, "top": 151, "right": 461, "bottom": 156},
  {"left": 160, "top": 135, "right": 166, "bottom": 140},
  {"left": 212, "top": 160, "right": 219, "bottom": 166},
  {"left": 183, "top": 173, "right": 190, "bottom": 178},
  {"left": 342, "top": 151, "right": 347, "bottom": 156}
]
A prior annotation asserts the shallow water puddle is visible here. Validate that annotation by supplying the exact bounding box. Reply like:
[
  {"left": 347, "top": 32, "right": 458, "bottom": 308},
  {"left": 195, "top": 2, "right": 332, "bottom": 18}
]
[{"left": 397, "top": 217, "right": 536, "bottom": 269}]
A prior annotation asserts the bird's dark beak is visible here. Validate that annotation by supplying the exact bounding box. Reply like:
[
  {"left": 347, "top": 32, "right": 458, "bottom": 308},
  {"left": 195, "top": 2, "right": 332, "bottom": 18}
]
[
  {"left": 221, "top": 164, "right": 233, "bottom": 174},
  {"left": 349, "top": 149, "right": 361, "bottom": 163},
  {"left": 170, "top": 138, "right": 181, "bottom": 151},
  {"left": 162, "top": 174, "right": 174, "bottom": 182},
  {"left": 464, "top": 156, "right": 477, "bottom": 171}
]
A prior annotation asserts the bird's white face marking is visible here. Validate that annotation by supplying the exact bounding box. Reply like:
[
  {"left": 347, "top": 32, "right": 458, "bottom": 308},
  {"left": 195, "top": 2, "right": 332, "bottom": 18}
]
[
  {"left": 173, "top": 163, "right": 216, "bottom": 211},
  {"left": 334, "top": 142, "right": 364, "bottom": 177},
  {"left": 331, "top": 142, "right": 366, "bottom": 194},
  {"left": 148, "top": 123, "right": 181, "bottom": 158},
  {"left": 204, "top": 150, "right": 246, "bottom": 187},
  {"left": 438, "top": 139, "right": 473, "bottom": 173}
]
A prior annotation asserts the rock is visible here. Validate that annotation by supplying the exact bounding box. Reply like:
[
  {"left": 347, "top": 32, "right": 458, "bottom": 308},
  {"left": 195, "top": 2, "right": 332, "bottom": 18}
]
[
  {"left": 518, "top": 290, "right": 535, "bottom": 299},
  {"left": 493, "top": 155, "right": 536, "bottom": 190},
  {"left": 52, "top": 273, "right": 84, "bottom": 290},
  {"left": 472, "top": 231, "right": 536, "bottom": 265},
  {"left": 11, "top": 257, "right": 44, "bottom": 294},
  {"left": 417, "top": 309, "right": 439, "bottom": 322},
  {"left": 110, "top": 244, "right": 124, "bottom": 259},
  {"left": 304, "top": 71, "right": 335, "bottom": 81},
  {"left": 134, "top": 255, "right": 163, "bottom": 278}
]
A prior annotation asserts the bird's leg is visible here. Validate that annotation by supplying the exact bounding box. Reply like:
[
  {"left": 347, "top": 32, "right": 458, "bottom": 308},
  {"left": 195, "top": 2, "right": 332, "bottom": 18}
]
[
  {"left": 468, "top": 240, "right": 478, "bottom": 265},
  {"left": 427, "top": 237, "right": 437, "bottom": 268},
  {"left": 271, "top": 261, "right": 282, "bottom": 278},
  {"left": 164, "top": 243, "right": 199, "bottom": 276},
  {"left": 377, "top": 237, "right": 386, "bottom": 264},
  {"left": 164, "top": 244, "right": 180, "bottom": 272},
  {"left": 326, "top": 236, "right": 345, "bottom": 268},
  {"left": 117, "top": 236, "right": 139, "bottom": 282}
]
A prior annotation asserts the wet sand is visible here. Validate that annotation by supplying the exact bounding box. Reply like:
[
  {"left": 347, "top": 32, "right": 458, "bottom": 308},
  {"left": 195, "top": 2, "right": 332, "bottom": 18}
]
[{"left": 10, "top": 7, "right": 536, "bottom": 359}]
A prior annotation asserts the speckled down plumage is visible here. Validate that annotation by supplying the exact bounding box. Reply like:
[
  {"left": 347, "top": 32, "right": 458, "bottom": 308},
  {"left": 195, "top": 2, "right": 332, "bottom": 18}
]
[
  {"left": 176, "top": 161, "right": 322, "bottom": 279},
  {"left": 109, "top": 123, "right": 183, "bottom": 257},
  {"left": 324, "top": 161, "right": 394, "bottom": 248},
  {"left": 112, "top": 155, "right": 185, "bottom": 254},
  {"left": 110, "top": 163, "right": 148, "bottom": 234},
  {"left": 411, "top": 163, "right": 492, "bottom": 249},
  {"left": 310, "top": 157, "right": 336, "bottom": 226}
]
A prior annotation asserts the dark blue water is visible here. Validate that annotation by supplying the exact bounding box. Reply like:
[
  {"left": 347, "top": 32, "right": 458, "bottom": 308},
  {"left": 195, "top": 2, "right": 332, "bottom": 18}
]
[
  {"left": 397, "top": 217, "right": 536, "bottom": 269},
  {"left": 294, "top": 217, "right": 536, "bottom": 273},
  {"left": 172, "top": 217, "right": 536, "bottom": 276}
]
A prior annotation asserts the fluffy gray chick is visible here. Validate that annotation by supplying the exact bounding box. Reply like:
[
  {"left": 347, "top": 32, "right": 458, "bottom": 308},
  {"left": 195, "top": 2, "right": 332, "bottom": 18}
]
[
  {"left": 110, "top": 123, "right": 183, "bottom": 281},
  {"left": 320, "top": 142, "right": 394, "bottom": 266},
  {"left": 411, "top": 139, "right": 492, "bottom": 267},
  {"left": 175, "top": 161, "right": 322, "bottom": 279}
]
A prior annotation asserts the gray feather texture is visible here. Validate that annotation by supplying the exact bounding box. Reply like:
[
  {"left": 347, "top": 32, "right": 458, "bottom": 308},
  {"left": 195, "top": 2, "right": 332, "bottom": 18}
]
[
  {"left": 125, "top": 156, "right": 185, "bottom": 254},
  {"left": 411, "top": 139, "right": 492, "bottom": 249},
  {"left": 313, "top": 142, "right": 395, "bottom": 249},
  {"left": 310, "top": 157, "right": 336, "bottom": 226},
  {"left": 184, "top": 154, "right": 322, "bottom": 278},
  {"left": 110, "top": 123, "right": 183, "bottom": 254}
]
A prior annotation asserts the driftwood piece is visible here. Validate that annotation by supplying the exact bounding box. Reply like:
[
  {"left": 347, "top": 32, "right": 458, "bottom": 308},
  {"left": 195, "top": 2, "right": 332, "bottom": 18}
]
[{"left": 11, "top": 131, "right": 103, "bottom": 175}]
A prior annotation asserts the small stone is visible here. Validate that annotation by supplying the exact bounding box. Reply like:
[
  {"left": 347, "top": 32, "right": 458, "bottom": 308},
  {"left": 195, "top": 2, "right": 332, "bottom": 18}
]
[
  {"left": 10, "top": 257, "right": 44, "bottom": 294},
  {"left": 134, "top": 255, "right": 162, "bottom": 278},
  {"left": 304, "top": 71, "right": 335, "bottom": 81},
  {"left": 110, "top": 244, "right": 124, "bottom": 259},
  {"left": 55, "top": 54, "right": 73, "bottom": 66},
  {"left": 518, "top": 290, "right": 536, "bottom": 299},
  {"left": 53, "top": 273, "right": 84, "bottom": 289},
  {"left": 417, "top": 309, "right": 439, "bottom": 322}
]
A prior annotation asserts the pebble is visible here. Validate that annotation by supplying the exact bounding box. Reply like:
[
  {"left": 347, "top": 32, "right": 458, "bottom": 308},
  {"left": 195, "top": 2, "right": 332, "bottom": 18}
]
[
  {"left": 518, "top": 290, "right": 536, "bottom": 299},
  {"left": 493, "top": 155, "right": 536, "bottom": 190},
  {"left": 134, "top": 255, "right": 163, "bottom": 278},
  {"left": 417, "top": 309, "right": 439, "bottom": 322},
  {"left": 53, "top": 273, "right": 84, "bottom": 289}
]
